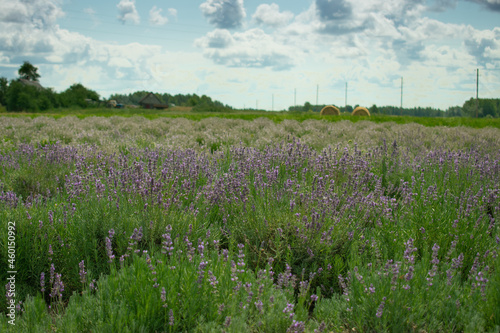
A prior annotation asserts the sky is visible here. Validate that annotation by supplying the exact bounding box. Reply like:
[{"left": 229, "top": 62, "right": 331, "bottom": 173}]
[{"left": 0, "top": 0, "right": 499, "bottom": 111}]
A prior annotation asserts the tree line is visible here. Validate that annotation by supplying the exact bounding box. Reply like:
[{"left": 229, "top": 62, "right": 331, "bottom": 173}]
[
  {"left": 0, "top": 62, "right": 232, "bottom": 112},
  {"left": 0, "top": 62, "right": 100, "bottom": 112},
  {"left": 1, "top": 62, "right": 498, "bottom": 117},
  {"left": 288, "top": 99, "right": 499, "bottom": 118},
  {"left": 109, "top": 91, "right": 232, "bottom": 112}
]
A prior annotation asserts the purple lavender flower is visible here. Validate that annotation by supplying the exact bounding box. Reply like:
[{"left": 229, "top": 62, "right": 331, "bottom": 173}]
[
  {"left": 254, "top": 300, "right": 264, "bottom": 314},
  {"left": 50, "top": 273, "right": 64, "bottom": 302},
  {"left": 162, "top": 230, "right": 174, "bottom": 256},
  {"left": 79, "top": 260, "right": 87, "bottom": 284},
  {"left": 169, "top": 309, "right": 174, "bottom": 326},
  {"left": 5, "top": 282, "right": 12, "bottom": 303},
  {"left": 311, "top": 294, "right": 319, "bottom": 302},
  {"left": 218, "top": 303, "right": 225, "bottom": 315},
  {"left": 49, "top": 264, "right": 55, "bottom": 286},
  {"left": 40, "top": 272, "right": 45, "bottom": 293},
  {"left": 208, "top": 270, "right": 219, "bottom": 292},
  {"left": 287, "top": 320, "right": 306, "bottom": 333},
  {"left": 431, "top": 244, "right": 440, "bottom": 265},
  {"left": 161, "top": 287, "right": 167, "bottom": 307},
  {"left": 108, "top": 229, "right": 115, "bottom": 239},
  {"left": 105, "top": 237, "right": 115, "bottom": 263},
  {"left": 283, "top": 302, "right": 295, "bottom": 319},
  {"left": 314, "top": 321, "right": 327, "bottom": 333},
  {"left": 89, "top": 279, "right": 97, "bottom": 291},
  {"left": 403, "top": 238, "right": 417, "bottom": 264},
  {"left": 197, "top": 260, "right": 208, "bottom": 286},
  {"left": 376, "top": 297, "right": 386, "bottom": 318},
  {"left": 224, "top": 316, "right": 231, "bottom": 328}
]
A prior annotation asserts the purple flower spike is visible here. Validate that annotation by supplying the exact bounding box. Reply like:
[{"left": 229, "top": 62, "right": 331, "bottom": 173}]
[
  {"left": 40, "top": 272, "right": 45, "bottom": 293},
  {"left": 79, "top": 260, "right": 87, "bottom": 284}
]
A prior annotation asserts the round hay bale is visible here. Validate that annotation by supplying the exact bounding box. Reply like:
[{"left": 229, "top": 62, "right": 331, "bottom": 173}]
[
  {"left": 352, "top": 106, "right": 370, "bottom": 116},
  {"left": 320, "top": 105, "right": 340, "bottom": 116}
]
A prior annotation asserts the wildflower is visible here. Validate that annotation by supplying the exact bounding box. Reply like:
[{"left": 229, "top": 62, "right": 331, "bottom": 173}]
[
  {"left": 314, "top": 321, "right": 327, "bottom": 333},
  {"left": 376, "top": 297, "right": 386, "bottom": 318},
  {"left": 89, "top": 279, "right": 97, "bottom": 291},
  {"left": 49, "top": 264, "right": 55, "bottom": 286},
  {"left": 79, "top": 260, "right": 87, "bottom": 284},
  {"left": 338, "top": 274, "right": 348, "bottom": 296},
  {"left": 162, "top": 230, "right": 174, "bottom": 256},
  {"left": 106, "top": 237, "right": 115, "bottom": 263},
  {"left": 169, "top": 309, "right": 174, "bottom": 326},
  {"left": 224, "top": 316, "right": 231, "bottom": 328},
  {"left": 283, "top": 303, "right": 295, "bottom": 319},
  {"left": 5, "top": 282, "right": 12, "bottom": 303},
  {"left": 403, "top": 238, "right": 417, "bottom": 264},
  {"left": 367, "top": 284, "right": 375, "bottom": 294},
  {"left": 161, "top": 287, "right": 167, "bottom": 307},
  {"left": 287, "top": 320, "right": 306, "bottom": 333},
  {"left": 208, "top": 270, "right": 219, "bottom": 292},
  {"left": 311, "top": 294, "right": 319, "bottom": 302},
  {"left": 254, "top": 300, "right": 263, "bottom": 314},
  {"left": 108, "top": 229, "right": 115, "bottom": 239},
  {"left": 451, "top": 253, "right": 464, "bottom": 270},
  {"left": 197, "top": 260, "right": 208, "bottom": 286},
  {"left": 40, "top": 272, "right": 45, "bottom": 293}
]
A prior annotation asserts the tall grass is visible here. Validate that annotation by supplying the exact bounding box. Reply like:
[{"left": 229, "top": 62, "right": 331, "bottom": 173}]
[{"left": 0, "top": 118, "right": 499, "bottom": 332}]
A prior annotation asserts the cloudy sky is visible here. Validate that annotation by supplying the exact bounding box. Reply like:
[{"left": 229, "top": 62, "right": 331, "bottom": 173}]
[{"left": 0, "top": 0, "right": 499, "bottom": 110}]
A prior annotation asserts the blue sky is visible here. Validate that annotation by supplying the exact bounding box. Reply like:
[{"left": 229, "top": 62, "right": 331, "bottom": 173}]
[{"left": 0, "top": 0, "right": 499, "bottom": 110}]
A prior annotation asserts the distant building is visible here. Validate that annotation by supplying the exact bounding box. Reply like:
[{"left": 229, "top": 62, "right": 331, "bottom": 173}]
[
  {"left": 138, "top": 93, "right": 169, "bottom": 109},
  {"left": 19, "top": 79, "right": 44, "bottom": 90}
]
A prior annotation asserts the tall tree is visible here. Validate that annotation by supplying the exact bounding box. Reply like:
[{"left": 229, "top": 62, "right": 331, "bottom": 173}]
[
  {"left": 0, "top": 77, "right": 8, "bottom": 105},
  {"left": 18, "top": 61, "right": 41, "bottom": 82}
]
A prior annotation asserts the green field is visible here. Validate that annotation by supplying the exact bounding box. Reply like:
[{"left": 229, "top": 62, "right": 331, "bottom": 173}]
[
  {"left": 0, "top": 111, "right": 499, "bottom": 332},
  {"left": 2, "top": 107, "right": 500, "bottom": 129}
]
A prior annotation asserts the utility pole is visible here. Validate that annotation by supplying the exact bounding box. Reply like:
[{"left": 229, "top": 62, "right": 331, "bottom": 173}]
[
  {"left": 345, "top": 82, "right": 348, "bottom": 112},
  {"left": 316, "top": 84, "right": 319, "bottom": 106},
  {"left": 476, "top": 68, "right": 479, "bottom": 118},
  {"left": 400, "top": 77, "right": 403, "bottom": 116}
]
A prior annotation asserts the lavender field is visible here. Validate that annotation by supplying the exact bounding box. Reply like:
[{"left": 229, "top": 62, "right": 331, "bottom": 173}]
[{"left": 1, "top": 116, "right": 500, "bottom": 332}]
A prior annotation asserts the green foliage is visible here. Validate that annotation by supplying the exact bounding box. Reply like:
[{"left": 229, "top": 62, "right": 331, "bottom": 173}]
[
  {"left": 110, "top": 91, "right": 232, "bottom": 110},
  {"left": 18, "top": 61, "right": 41, "bottom": 82},
  {"left": 59, "top": 83, "right": 100, "bottom": 108},
  {"left": 463, "top": 98, "right": 500, "bottom": 118},
  {"left": 0, "top": 77, "right": 7, "bottom": 106}
]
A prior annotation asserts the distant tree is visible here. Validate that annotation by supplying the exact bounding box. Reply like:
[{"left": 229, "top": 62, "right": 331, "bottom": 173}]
[
  {"left": 60, "top": 83, "right": 100, "bottom": 108},
  {"left": 0, "top": 77, "right": 8, "bottom": 105},
  {"left": 6, "top": 80, "right": 39, "bottom": 111},
  {"left": 303, "top": 101, "right": 312, "bottom": 112},
  {"left": 369, "top": 104, "right": 378, "bottom": 114},
  {"left": 18, "top": 61, "right": 41, "bottom": 82}
]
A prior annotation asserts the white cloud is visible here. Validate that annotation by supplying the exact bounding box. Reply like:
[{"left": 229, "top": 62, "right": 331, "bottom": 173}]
[
  {"left": 117, "top": 0, "right": 140, "bottom": 25},
  {"left": 168, "top": 8, "right": 178, "bottom": 18},
  {"left": 195, "top": 28, "right": 295, "bottom": 70},
  {"left": 149, "top": 6, "right": 168, "bottom": 26},
  {"left": 0, "top": 0, "right": 63, "bottom": 28},
  {"left": 253, "top": 3, "right": 293, "bottom": 27},
  {"left": 200, "top": 0, "right": 246, "bottom": 29}
]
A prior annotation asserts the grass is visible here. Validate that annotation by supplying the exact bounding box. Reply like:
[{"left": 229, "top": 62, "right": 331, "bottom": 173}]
[
  {"left": 0, "top": 115, "right": 499, "bottom": 332},
  {"left": 1, "top": 107, "right": 500, "bottom": 129}
]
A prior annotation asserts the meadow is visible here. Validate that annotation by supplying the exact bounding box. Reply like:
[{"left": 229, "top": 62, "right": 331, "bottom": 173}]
[{"left": 0, "top": 113, "right": 499, "bottom": 332}]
